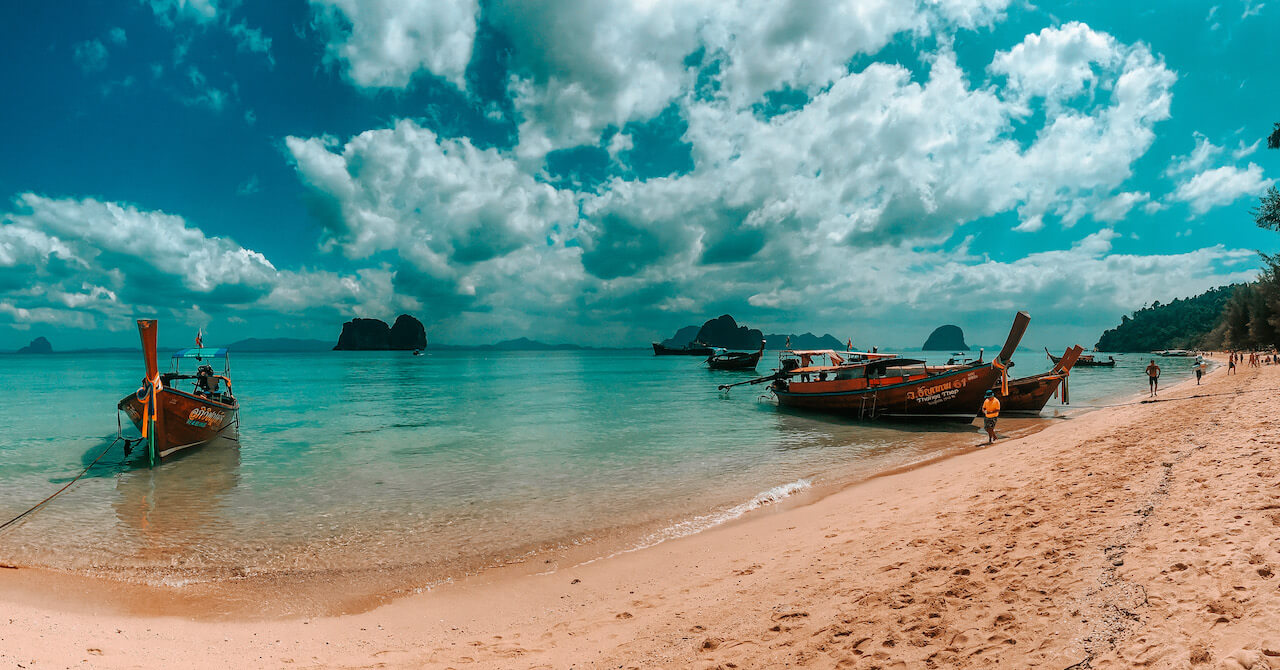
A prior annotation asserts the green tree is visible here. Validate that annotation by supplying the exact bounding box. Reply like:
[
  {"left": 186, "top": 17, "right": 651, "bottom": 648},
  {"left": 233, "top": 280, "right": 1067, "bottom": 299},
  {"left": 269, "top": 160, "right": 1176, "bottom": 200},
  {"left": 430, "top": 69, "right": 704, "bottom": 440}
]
[
  {"left": 1225, "top": 286, "right": 1254, "bottom": 348},
  {"left": 1254, "top": 186, "right": 1280, "bottom": 231}
]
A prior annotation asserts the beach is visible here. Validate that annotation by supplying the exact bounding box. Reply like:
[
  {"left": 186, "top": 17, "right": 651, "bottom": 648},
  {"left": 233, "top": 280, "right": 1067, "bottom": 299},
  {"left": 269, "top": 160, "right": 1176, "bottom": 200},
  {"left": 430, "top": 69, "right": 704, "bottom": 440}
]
[{"left": 2, "top": 356, "right": 1277, "bottom": 668}]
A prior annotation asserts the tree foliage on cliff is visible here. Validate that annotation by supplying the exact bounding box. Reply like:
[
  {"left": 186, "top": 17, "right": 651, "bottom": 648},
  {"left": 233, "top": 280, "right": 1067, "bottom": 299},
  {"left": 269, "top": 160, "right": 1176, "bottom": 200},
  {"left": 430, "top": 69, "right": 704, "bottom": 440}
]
[
  {"left": 1184, "top": 121, "right": 1280, "bottom": 352},
  {"left": 1095, "top": 285, "right": 1240, "bottom": 351}
]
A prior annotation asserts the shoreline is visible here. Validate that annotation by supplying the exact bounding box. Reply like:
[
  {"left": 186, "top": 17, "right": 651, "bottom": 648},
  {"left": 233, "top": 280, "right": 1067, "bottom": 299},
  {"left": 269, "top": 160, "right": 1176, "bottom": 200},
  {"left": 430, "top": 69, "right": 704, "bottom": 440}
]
[
  {"left": 3, "top": 359, "right": 1255, "bottom": 667},
  {"left": 0, "top": 409, "right": 1068, "bottom": 621}
]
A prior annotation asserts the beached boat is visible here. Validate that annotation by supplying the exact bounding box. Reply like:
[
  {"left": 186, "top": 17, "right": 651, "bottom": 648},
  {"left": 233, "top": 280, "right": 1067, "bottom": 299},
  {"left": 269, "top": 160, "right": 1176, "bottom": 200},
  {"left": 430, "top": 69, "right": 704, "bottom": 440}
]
[
  {"left": 117, "top": 320, "right": 239, "bottom": 465},
  {"left": 653, "top": 341, "right": 714, "bottom": 356},
  {"left": 707, "top": 341, "right": 765, "bottom": 371},
  {"left": 996, "top": 345, "right": 1084, "bottom": 415},
  {"left": 723, "top": 312, "right": 1029, "bottom": 420},
  {"left": 1048, "top": 347, "right": 1114, "bottom": 367}
]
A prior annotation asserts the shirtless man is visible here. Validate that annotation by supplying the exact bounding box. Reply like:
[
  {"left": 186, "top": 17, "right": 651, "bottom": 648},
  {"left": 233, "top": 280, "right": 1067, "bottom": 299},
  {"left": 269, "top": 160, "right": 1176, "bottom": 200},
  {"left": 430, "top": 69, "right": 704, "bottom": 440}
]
[{"left": 1146, "top": 359, "right": 1161, "bottom": 397}]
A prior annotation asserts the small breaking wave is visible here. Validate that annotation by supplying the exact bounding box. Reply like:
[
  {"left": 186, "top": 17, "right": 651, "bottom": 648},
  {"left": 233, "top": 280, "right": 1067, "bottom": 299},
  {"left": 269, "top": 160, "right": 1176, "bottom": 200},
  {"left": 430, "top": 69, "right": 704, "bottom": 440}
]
[{"left": 576, "top": 478, "right": 812, "bottom": 567}]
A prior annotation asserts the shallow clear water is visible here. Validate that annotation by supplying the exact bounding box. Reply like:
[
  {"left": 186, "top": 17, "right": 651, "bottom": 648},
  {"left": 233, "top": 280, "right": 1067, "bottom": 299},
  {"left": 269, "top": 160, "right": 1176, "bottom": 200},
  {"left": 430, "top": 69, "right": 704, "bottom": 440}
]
[{"left": 0, "top": 347, "right": 1198, "bottom": 593}]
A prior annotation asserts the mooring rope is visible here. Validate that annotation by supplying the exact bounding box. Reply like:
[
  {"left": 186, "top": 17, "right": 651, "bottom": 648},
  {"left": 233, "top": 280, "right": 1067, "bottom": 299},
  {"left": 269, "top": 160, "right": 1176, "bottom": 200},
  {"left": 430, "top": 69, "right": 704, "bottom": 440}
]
[
  {"left": 1053, "top": 385, "right": 1280, "bottom": 410},
  {"left": 0, "top": 413, "right": 137, "bottom": 535}
]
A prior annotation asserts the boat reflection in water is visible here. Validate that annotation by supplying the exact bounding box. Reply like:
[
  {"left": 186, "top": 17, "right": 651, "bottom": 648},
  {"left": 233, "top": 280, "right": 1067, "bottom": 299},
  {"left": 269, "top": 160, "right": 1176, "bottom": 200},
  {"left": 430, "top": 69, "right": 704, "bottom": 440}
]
[{"left": 111, "top": 436, "right": 241, "bottom": 569}]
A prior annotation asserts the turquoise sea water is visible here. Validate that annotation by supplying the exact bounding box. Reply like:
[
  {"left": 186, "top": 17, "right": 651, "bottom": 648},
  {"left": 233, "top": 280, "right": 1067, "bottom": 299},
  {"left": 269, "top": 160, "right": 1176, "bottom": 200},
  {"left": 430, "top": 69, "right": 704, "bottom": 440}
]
[{"left": 0, "top": 347, "right": 1200, "bottom": 597}]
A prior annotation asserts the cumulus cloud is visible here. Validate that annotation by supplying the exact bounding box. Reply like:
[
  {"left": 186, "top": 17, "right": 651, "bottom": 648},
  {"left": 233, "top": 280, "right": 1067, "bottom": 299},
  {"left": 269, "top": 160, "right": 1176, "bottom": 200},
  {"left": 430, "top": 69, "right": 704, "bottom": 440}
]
[
  {"left": 1166, "top": 132, "right": 1225, "bottom": 176},
  {"left": 73, "top": 39, "right": 109, "bottom": 73},
  {"left": 286, "top": 120, "right": 581, "bottom": 316},
  {"left": 497, "top": 0, "right": 1013, "bottom": 159},
  {"left": 146, "top": 0, "right": 218, "bottom": 26},
  {"left": 310, "top": 0, "right": 478, "bottom": 89},
  {"left": 258, "top": 18, "right": 1203, "bottom": 345},
  {"left": 1171, "top": 164, "right": 1275, "bottom": 215},
  {"left": 989, "top": 21, "right": 1117, "bottom": 109},
  {"left": 0, "top": 195, "right": 352, "bottom": 334}
]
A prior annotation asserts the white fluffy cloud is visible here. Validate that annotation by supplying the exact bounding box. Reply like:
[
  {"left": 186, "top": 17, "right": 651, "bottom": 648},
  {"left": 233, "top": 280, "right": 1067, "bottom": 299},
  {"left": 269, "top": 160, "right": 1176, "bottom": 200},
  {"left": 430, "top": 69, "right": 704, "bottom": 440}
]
[
  {"left": 310, "top": 0, "right": 478, "bottom": 89},
  {"left": 0, "top": 195, "right": 387, "bottom": 333},
  {"left": 286, "top": 120, "right": 583, "bottom": 317},
  {"left": 1171, "top": 164, "right": 1275, "bottom": 215},
  {"left": 262, "top": 18, "right": 1214, "bottom": 345},
  {"left": 497, "top": 0, "right": 1014, "bottom": 159}
]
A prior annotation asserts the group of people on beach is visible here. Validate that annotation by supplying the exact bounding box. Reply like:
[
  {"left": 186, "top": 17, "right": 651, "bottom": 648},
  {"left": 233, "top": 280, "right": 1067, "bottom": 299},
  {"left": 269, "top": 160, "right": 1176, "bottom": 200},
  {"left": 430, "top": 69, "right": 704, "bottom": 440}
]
[{"left": 1227, "top": 351, "right": 1274, "bottom": 374}]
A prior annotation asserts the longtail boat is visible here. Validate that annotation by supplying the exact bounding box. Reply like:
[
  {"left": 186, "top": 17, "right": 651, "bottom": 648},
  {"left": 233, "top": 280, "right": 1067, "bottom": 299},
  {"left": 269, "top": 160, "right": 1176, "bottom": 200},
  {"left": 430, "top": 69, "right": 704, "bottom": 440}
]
[
  {"left": 995, "top": 345, "right": 1083, "bottom": 415},
  {"left": 721, "top": 312, "right": 1030, "bottom": 420},
  {"left": 117, "top": 320, "right": 239, "bottom": 465},
  {"left": 1048, "top": 347, "right": 1114, "bottom": 367},
  {"left": 707, "top": 340, "right": 765, "bottom": 371},
  {"left": 653, "top": 341, "right": 714, "bottom": 356}
]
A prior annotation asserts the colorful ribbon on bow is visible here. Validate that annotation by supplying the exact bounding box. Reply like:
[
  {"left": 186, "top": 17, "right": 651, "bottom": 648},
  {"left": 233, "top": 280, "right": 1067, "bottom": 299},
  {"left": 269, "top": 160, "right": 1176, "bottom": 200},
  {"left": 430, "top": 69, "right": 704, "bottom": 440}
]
[{"left": 992, "top": 358, "right": 1009, "bottom": 396}]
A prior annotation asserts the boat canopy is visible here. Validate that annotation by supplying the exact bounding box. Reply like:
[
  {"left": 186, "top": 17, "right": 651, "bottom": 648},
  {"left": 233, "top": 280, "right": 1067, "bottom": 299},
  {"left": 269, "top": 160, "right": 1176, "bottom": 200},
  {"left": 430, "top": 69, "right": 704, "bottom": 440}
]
[
  {"left": 865, "top": 358, "right": 928, "bottom": 376},
  {"left": 172, "top": 347, "right": 228, "bottom": 359}
]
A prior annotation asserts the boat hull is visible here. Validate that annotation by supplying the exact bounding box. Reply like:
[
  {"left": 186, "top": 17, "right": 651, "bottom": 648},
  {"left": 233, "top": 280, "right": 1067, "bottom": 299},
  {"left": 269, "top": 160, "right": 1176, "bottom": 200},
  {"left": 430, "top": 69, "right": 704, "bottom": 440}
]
[
  {"left": 118, "top": 387, "right": 239, "bottom": 461},
  {"left": 996, "top": 374, "right": 1064, "bottom": 414},
  {"left": 774, "top": 364, "right": 998, "bottom": 420},
  {"left": 707, "top": 349, "right": 763, "bottom": 370}
]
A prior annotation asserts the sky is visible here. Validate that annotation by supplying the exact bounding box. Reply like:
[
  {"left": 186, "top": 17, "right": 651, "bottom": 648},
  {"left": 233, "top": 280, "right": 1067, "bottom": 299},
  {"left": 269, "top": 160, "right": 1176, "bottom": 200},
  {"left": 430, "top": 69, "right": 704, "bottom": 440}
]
[{"left": 0, "top": 0, "right": 1277, "bottom": 350}]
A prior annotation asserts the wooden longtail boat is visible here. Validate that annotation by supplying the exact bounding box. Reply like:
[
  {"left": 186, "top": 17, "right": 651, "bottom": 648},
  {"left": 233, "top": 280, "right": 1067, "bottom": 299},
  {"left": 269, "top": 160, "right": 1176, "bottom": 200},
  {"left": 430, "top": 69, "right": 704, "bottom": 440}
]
[
  {"left": 995, "top": 345, "right": 1084, "bottom": 415},
  {"left": 736, "top": 312, "right": 1030, "bottom": 420},
  {"left": 707, "top": 341, "right": 765, "bottom": 371},
  {"left": 1048, "top": 347, "right": 1114, "bottom": 367},
  {"left": 653, "top": 341, "right": 714, "bottom": 356},
  {"left": 117, "top": 320, "right": 239, "bottom": 465}
]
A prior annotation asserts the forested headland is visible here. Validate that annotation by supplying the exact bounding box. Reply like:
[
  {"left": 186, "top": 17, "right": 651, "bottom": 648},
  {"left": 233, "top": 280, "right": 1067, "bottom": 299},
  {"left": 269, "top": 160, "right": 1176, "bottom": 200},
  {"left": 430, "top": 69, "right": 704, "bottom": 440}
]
[{"left": 1095, "top": 123, "right": 1280, "bottom": 352}]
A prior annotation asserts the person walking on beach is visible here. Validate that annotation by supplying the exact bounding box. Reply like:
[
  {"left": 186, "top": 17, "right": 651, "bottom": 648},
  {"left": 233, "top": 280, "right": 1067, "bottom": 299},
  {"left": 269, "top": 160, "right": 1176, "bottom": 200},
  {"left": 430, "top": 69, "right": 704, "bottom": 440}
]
[
  {"left": 1146, "top": 359, "right": 1161, "bottom": 397},
  {"left": 981, "top": 390, "right": 1000, "bottom": 445},
  {"left": 1194, "top": 355, "right": 1204, "bottom": 385},
  {"left": 1229, "top": 356, "right": 1237, "bottom": 375}
]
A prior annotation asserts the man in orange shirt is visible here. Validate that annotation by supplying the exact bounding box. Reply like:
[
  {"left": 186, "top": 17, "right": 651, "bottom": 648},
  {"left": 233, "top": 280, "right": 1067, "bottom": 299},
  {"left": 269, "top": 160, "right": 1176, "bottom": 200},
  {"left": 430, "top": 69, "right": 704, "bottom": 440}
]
[{"left": 981, "top": 390, "right": 1001, "bottom": 445}]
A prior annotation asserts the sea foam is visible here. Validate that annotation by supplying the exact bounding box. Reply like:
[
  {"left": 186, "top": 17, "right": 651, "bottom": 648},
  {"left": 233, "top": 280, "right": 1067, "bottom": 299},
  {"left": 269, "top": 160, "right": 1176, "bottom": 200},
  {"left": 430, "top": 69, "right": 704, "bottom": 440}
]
[{"left": 576, "top": 478, "right": 812, "bottom": 567}]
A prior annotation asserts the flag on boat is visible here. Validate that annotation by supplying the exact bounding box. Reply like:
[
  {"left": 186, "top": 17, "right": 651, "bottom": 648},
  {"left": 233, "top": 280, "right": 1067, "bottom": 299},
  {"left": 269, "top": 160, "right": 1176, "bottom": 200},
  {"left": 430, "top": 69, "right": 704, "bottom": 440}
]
[
  {"left": 846, "top": 338, "right": 852, "bottom": 351},
  {"left": 195, "top": 329, "right": 203, "bottom": 348}
]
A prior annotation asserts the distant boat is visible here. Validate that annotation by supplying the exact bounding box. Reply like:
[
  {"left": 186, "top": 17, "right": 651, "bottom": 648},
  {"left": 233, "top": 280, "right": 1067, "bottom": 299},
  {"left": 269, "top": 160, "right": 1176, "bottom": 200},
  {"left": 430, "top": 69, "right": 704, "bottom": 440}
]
[
  {"left": 652, "top": 341, "right": 714, "bottom": 356},
  {"left": 706, "top": 341, "right": 765, "bottom": 371},
  {"left": 1048, "top": 347, "right": 1114, "bottom": 367},
  {"left": 117, "top": 320, "right": 240, "bottom": 465},
  {"left": 722, "top": 312, "right": 1030, "bottom": 420},
  {"left": 1154, "top": 349, "right": 1195, "bottom": 357},
  {"left": 412, "top": 349, "right": 423, "bottom": 356},
  {"left": 996, "top": 345, "right": 1084, "bottom": 415}
]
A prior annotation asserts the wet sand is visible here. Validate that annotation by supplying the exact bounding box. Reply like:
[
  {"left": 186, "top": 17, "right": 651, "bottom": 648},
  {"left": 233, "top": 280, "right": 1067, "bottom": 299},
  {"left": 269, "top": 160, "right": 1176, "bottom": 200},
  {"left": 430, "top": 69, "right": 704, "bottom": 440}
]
[{"left": 5, "top": 357, "right": 1280, "bottom": 668}]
